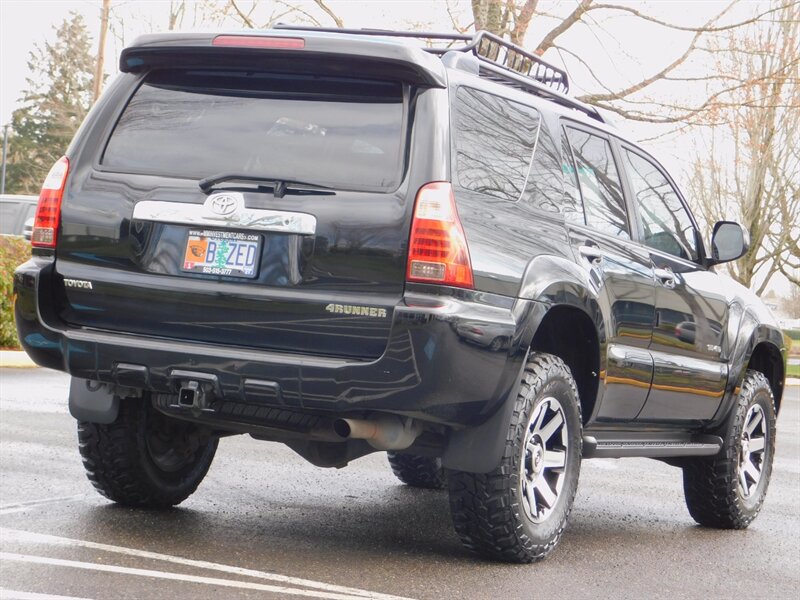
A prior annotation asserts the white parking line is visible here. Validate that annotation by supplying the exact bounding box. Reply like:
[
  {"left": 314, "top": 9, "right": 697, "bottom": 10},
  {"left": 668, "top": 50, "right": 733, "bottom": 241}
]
[
  {"left": 0, "top": 589, "right": 94, "bottom": 600},
  {"left": 0, "top": 529, "right": 413, "bottom": 600},
  {"left": 0, "top": 553, "right": 380, "bottom": 600},
  {"left": 0, "top": 496, "right": 88, "bottom": 516}
]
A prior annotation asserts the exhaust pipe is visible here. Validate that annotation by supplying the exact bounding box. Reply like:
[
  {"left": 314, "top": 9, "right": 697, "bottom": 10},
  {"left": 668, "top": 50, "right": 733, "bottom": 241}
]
[{"left": 333, "top": 416, "right": 422, "bottom": 450}]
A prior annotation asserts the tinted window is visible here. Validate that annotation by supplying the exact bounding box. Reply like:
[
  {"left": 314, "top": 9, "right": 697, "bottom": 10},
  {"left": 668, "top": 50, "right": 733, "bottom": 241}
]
[
  {"left": 520, "top": 120, "right": 580, "bottom": 217},
  {"left": 453, "top": 87, "right": 539, "bottom": 201},
  {"left": 560, "top": 129, "right": 584, "bottom": 224},
  {"left": 623, "top": 150, "right": 698, "bottom": 261},
  {"left": 103, "top": 70, "right": 405, "bottom": 192},
  {"left": 566, "top": 127, "right": 629, "bottom": 238}
]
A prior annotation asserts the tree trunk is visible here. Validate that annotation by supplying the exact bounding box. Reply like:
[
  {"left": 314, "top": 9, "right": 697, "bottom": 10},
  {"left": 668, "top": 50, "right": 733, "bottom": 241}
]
[{"left": 92, "top": 0, "right": 111, "bottom": 103}]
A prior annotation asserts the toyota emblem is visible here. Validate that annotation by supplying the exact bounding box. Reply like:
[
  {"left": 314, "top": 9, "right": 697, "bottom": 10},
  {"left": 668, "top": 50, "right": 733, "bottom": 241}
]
[{"left": 204, "top": 192, "right": 243, "bottom": 219}]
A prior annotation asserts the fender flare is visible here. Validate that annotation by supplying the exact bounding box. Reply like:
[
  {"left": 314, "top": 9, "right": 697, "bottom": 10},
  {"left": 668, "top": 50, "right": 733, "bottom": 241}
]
[
  {"left": 712, "top": 309, "right": 786, "bottom": 424},
  {"left": 518, "top": 254, "right": 603, "bottom": 321}
]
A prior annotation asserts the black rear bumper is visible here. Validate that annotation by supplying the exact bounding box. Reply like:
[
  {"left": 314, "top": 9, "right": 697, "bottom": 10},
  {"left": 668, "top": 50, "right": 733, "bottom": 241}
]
[{"left": 15, "top": 257, "right": 542, "bottom": 430}]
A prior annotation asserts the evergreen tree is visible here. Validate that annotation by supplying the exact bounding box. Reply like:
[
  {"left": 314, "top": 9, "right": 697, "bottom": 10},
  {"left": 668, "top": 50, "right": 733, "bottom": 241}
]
[{"left": 6, "top": 13, "right": 94, "bottom": 194}]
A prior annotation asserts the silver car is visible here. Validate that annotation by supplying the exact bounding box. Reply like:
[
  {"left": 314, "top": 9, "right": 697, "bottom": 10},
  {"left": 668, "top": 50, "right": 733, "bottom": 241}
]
[{"left": 0, "top": 194, "right": 38, "bottom": 239}]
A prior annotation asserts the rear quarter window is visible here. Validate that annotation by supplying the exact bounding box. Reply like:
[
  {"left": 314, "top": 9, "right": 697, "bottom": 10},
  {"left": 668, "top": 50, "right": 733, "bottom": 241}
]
[
  {"left": 519, "top": 119, "right": 579, "bottom": 217},
  {"left": 452, "top": 87, "right": 539, "bottom": 202},
  {"left": 101, "top": 69, "right": 407, "bottom": 192}
]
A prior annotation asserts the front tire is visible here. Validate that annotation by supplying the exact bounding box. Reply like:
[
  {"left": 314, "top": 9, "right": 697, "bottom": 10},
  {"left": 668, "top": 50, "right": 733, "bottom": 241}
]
[
  {"left": 78, "top": 399, "right": 218, "bottom": 508},
  {"left": 682, "top": 370, "right": 776, "bottom": 529},
  {"left": 447, "top": 352, "right": 582, "bottom": 563}
]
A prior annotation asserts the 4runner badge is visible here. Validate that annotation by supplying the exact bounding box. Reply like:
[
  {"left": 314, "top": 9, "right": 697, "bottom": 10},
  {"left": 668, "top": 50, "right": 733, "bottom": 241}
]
[{"left": 325, "top": 303, "right": 387, "bottom": 318}]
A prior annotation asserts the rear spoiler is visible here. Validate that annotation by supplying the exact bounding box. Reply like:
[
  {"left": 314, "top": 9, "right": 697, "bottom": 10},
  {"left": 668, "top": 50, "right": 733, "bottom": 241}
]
[{"left": 120, "top": 31, "right": 447, "bottom": 88}]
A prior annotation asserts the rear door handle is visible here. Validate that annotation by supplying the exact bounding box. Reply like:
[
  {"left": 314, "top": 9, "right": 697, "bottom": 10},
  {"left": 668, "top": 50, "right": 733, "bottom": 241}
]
[
  {"left": 579, "top": 245, "right": 608, "bottom": 264},
  {"left": 654, "top": 267, "right": 676, "bottom": 288}
]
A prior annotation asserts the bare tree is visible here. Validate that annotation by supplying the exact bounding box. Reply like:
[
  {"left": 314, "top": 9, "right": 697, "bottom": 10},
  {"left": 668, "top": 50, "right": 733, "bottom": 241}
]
[
  {"left": 223, "top": 0, "right": 344, "bottom": 29},
  {"left": 92, "top": 0, "right": 111, "bottom": 102},
  {"left": 168, "top": 0, "right": 186, "bottom": 30},
  {"left": 687, "top": 2, "right": 800, "bottom": 294},
  {"left": 461, "top": 1, "right": 798, "bottom": 124}
]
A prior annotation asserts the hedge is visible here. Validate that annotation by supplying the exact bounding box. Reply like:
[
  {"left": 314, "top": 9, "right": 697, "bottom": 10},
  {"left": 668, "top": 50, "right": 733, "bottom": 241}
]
[
  {"left": 784, "top": 329, "right": 800, "bottom": 342},
  {"left": 0, "top": 236, "right": 31, "bottom": 348}
]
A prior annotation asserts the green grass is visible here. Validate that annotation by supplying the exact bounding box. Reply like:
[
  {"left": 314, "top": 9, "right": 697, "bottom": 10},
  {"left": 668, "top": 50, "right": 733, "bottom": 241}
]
[{"left": 788, "top": 363, "right": 800, "bottom": 379}]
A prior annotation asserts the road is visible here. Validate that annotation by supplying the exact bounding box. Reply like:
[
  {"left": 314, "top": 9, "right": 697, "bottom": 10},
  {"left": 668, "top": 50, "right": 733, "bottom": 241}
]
[{"left": 1, "top": 368, "right": 798, "bottom": 600}]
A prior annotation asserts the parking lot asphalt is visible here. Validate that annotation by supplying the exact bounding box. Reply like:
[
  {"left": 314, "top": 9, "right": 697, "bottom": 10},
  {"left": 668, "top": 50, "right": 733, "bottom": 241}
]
[{"left": 1, "top": 368, "right": 798, "bottom": 599}]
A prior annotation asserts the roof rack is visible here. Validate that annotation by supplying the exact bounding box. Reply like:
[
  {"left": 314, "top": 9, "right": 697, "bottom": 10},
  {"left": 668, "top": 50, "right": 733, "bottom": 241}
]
[{"left": 273, "top": 26, "right": 603, "bottom": 123}]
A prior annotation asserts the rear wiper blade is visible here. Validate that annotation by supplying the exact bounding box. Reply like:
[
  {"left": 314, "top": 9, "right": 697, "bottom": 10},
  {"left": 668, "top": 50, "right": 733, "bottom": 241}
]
[{"left": 198, "top": 173, "right": 331, "bottom": 197}]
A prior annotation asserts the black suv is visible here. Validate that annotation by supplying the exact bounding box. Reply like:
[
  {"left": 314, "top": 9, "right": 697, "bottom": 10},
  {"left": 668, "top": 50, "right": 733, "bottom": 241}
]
[{"left": 14, "top": 28, "right": 786, "bottom": 563}]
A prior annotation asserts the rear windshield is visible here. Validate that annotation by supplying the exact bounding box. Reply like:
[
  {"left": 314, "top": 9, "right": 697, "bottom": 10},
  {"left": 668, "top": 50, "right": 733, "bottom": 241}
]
[{"left": 102, "top": 69, "right": 406, "bottom": 192}]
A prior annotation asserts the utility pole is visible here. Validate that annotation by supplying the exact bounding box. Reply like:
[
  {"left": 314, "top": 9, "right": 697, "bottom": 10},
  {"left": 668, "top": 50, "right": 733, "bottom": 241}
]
[
  {"left": 1, "top": 124, "right": 9, "bottom": 195},
  {"left": 92, "top": 0, "right": 111, "bottom": 102}
]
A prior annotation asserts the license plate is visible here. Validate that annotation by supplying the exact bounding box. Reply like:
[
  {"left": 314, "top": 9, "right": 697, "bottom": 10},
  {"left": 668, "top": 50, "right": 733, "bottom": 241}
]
[{"left": 182, "top": 229, "right": 260, "bottom": 278}]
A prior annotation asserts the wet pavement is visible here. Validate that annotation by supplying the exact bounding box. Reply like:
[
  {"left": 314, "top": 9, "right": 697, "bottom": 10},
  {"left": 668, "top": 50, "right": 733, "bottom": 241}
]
[{"left": 1, "top": 368, "right": 798, "bottom": 599}]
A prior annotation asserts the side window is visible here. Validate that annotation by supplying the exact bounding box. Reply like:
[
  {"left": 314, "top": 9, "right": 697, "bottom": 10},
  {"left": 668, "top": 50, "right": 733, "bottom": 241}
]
[
  {"left": 565, "top": 127, "right": 630, "bottom": 238},
  {"left": 453, "top": 87, "right": 539, "bottom": 201},
  {"left": 519, "top": 120, "right": 581, "bottom": 218},
  {"left": 560, "top": 129, "right": 584, "bottom": 225},
  {"left": 622, "top": 150, "right": 698, "bottom": 261}
]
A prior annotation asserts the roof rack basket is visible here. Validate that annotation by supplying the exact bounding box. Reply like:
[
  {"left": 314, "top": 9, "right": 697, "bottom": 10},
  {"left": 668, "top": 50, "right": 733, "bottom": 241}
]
[
  {"left": 274, "top": 26, "right": 568, "bottom": 92},
  {"left": 273, "top": 25, "right": 602, "bottom": 122}
]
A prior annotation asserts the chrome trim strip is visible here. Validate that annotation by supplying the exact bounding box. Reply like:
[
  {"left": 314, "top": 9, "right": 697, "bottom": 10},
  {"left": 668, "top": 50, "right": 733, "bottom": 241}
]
[{"left": 132, "top": 200, "right": 317, "bottom": 235}]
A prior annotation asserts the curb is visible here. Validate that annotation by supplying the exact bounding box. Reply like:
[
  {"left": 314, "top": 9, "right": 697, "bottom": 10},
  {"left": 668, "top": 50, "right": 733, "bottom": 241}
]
[{"left": 0, "top": 350, "right": 38, "bottom": 369}]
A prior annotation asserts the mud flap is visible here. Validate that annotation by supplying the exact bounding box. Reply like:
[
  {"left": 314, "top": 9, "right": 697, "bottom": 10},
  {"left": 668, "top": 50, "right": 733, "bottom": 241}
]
[
  {"left": 69, "top": 377, "right": 119, "bottom": 424},
  {"left": 441, "top": 373, "right": 522, "bottom": 473}
]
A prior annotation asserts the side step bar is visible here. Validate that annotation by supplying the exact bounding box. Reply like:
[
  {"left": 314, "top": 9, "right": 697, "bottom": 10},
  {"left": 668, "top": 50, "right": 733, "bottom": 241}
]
[{"left": 582, "top": 433, "right": 723, "bottom": 459}]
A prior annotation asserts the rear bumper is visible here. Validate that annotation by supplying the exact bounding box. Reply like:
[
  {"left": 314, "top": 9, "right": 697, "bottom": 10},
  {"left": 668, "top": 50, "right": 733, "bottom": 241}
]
[{"left": 14, "top": 257, "right": 542, "bottom": 429}]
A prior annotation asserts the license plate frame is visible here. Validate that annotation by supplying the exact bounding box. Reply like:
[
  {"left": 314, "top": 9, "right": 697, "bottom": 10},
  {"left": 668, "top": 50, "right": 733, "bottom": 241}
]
[{"left": 181, "top": 229, "right": 261, "bottom": 279}]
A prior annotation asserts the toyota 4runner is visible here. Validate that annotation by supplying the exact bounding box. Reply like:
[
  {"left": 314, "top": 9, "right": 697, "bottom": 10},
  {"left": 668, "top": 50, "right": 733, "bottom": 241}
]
[{"left": 14, "top": 27, "right": 787, "bottom": 563}]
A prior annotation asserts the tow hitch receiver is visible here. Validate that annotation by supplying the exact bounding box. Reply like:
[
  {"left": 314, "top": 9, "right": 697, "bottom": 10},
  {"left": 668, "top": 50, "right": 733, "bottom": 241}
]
[{"left": 169, "top": 370, "right": 219, "bottom": 415}]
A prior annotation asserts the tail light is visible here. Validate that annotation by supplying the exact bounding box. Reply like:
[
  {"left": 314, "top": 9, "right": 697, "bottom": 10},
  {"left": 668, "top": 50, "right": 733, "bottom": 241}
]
[
  {"left": 406, "top": 182, "right": 473, "bottom": 288},
  {"left": 31, "top": 156, "right": 69, "bottom": 248}
]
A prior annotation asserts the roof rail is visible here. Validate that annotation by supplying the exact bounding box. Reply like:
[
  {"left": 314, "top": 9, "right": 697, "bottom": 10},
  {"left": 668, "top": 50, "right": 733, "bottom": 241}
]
[{"left": 272, "top": 25, "right": 603, "bottom": 123}]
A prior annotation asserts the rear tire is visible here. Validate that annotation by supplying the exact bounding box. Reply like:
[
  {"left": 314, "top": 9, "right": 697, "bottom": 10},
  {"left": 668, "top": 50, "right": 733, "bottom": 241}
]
[
  {"left": 682, "top": 370, "right": 776, "bottom": 529},
  {"left": 447, "top": 352, "right": 582, "bottom": 563},
  {"left": 489, "top": 337, "right": 505, "bottom": 352},
  {"left": 387, "top": 452, "right": 446, "bottom": 489},
  {"left": 78, "top": 399, "right": 218, "bottom": 508}
]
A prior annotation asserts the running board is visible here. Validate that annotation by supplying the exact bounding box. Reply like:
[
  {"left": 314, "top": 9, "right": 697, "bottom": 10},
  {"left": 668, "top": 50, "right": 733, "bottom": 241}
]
[{"left": 582, "top": 433, "right": 723, "bottom": 458}]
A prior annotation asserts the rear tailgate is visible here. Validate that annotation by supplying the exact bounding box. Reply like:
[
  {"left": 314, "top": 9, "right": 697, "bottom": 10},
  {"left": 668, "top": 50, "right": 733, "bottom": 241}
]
[{"left": 53, "top": 33, "right": 446, "bottom": 360}]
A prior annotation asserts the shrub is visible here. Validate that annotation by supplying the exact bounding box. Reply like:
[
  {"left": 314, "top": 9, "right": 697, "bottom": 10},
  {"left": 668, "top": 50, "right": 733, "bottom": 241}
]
[{"left": 0, "top": 236, "right": 32, "bottom": 348}]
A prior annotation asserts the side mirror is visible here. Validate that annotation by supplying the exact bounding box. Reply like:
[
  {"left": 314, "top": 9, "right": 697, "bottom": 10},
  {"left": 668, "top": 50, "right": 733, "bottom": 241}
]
[{"left": 710, "top": 221, "right": 748, "bottom": 264}]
